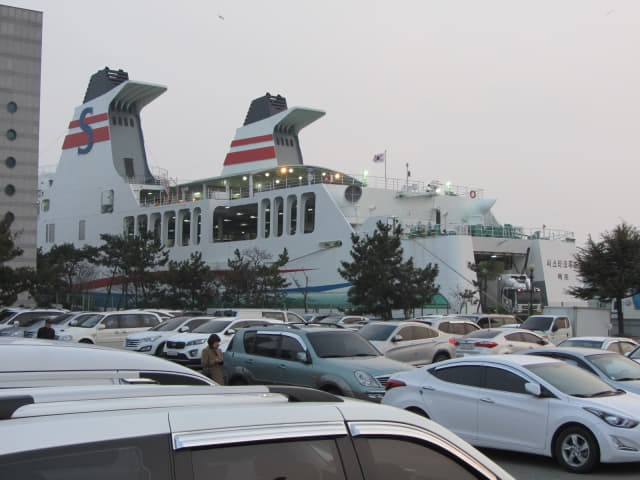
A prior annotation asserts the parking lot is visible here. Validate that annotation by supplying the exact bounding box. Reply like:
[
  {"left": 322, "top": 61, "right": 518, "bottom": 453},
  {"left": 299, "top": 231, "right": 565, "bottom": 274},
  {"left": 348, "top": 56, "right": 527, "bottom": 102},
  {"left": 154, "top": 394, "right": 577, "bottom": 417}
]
[{"left": 484, "top": 448, "right": 640, "bottom": 479}]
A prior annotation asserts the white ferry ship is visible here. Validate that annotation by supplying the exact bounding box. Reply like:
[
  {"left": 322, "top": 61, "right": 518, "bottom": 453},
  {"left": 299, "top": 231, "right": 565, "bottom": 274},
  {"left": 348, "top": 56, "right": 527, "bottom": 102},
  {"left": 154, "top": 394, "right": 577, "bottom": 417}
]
[{"left": 37, "top": 68, "right": 582, "bottom": 312}]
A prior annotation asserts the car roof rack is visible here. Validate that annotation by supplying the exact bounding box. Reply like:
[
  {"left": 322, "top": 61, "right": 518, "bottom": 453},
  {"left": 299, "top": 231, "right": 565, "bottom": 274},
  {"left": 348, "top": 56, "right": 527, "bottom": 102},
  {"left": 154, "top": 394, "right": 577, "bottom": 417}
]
[{"left": 0, "top": 384, "right": 343, "bottom": 420}]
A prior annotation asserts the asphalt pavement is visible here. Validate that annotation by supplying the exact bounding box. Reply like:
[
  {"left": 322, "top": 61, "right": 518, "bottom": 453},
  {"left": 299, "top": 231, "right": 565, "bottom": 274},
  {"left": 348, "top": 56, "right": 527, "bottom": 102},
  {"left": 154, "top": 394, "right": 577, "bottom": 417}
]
[{"left": 483, "top": 448, "right": 640, "bottom": 479}]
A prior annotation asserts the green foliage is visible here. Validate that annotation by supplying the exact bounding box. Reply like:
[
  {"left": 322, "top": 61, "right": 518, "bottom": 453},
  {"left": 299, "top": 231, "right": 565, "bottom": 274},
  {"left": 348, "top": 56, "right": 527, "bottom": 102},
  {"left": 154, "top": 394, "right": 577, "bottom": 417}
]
[
  {"left": 221, "top": 247, "right": 290, "bottom": 307},
  {"left": 159, "top": 252, "right": 219, "bottom": 310},
  {"left": 0, "top": 218, "right": 32, "bottom": 306},
  {"left": 31, "top": 244, "right": 99, "bottom": 307},
  {"left": 569, "top": 222, "right": 640, "bottom": 335},
  {"left": 338, "top": 220, "right": 439, "bottom": 319},
  {"left": 97, "top": 231, "right": 169, "bottom": 308}
]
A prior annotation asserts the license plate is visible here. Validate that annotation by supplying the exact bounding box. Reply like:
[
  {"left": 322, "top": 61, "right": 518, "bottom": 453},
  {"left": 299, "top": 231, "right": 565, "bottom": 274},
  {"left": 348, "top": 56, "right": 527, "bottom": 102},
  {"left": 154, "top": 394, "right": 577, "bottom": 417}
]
[
  {"left": 166, "top": 351, "right": 177, "bottom": 356},
  {"left": 458, "top": 343, "right": 472, "bottom": 350}
]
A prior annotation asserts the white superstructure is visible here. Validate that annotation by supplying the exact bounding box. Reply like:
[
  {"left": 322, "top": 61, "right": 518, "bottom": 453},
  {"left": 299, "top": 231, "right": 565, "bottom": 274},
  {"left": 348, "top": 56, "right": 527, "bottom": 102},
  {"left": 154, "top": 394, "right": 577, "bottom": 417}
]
[{"left": 37, "top": 67, "right": 583, "bottom": 312}]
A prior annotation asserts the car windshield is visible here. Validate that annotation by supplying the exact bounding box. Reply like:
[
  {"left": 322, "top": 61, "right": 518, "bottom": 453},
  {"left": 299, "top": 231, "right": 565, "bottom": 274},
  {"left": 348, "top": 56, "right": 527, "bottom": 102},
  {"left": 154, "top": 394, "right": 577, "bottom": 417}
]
[
  {"left": 193, "top": 320, "right": 232, "bottom": 333},
  {"left": 20, "top": 317, "right": 50, "bottom": 327},
  {"left": 587, "top": 353, "right": 640, "bottom": 381},
  {"left": 521, "top": 316, "right": 552, "bottom": 330},
  {"left": 151, "top": 317, "right": 191, "bottom": 331},
  {"left": 358, "top": 323, "right": 397, "bottom": 341},
  {"left": 526, "top": 361, "right": 620, "bottom": 397},
  {"left": 318, "top": 316, "right": 343, "bottom": 324},
  {"left": 307, "top": 331, "right": 380, "bottom": 358},
  {"left": 49, "top": 313, "right": 74, "bottom": 325},
  {"left": 0, "top": 310, "right": 18, "bottom": 323},
  {"left": 557, "top": 339, "right": 604, "bottom": 349},
  {"left": 75, "top": 314, "right": 105, "bottom": 328}
]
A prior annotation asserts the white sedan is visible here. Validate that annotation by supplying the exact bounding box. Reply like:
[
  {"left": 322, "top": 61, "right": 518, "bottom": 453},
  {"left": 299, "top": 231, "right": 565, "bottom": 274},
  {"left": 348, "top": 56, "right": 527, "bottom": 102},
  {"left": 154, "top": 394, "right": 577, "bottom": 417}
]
[
  {"left": 454, "top": 327, "right": 552, "bottom": 356},
  {"left": 557, "top": 336, "right": 638, "bottom": 355},
  {"left": 358, "top": 321, "right": 456, "bottom": 366},
  {"left": 382, "top": 354, "right": 640, "bottom": 473}
]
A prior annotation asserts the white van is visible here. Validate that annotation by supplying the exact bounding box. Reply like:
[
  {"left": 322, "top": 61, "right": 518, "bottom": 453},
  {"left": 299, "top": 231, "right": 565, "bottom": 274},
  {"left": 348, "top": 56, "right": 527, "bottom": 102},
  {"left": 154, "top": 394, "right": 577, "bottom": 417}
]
[
  {"left": 57, "top": 310, "right": 162, "bottom": 348},
  {"left": 520, "top": 315, "right": 572, "bottom": 345},
  {"left": 208, "top": 308, "right": 306, "bottom": 323}
]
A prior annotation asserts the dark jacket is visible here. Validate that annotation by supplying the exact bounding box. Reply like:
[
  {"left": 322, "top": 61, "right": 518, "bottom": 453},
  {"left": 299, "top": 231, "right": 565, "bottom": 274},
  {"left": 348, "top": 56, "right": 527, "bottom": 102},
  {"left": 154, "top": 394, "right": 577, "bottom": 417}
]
[{"left": 37, "top": 326, "right": 55, "bottom": 339}]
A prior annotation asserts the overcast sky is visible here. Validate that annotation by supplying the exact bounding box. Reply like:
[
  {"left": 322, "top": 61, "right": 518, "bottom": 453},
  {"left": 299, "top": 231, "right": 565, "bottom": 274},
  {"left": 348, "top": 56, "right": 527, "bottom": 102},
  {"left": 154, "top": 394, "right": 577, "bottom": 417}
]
[{"left": 10, "top": 0, "right": 640, "bottom": 246}]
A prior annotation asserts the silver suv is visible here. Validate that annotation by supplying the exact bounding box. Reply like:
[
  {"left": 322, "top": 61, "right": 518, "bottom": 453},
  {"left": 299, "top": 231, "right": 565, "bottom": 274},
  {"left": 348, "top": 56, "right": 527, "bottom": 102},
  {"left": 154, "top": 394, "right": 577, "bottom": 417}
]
[{"left": 0, "top": 384, "right": 514, "bottom": 480}]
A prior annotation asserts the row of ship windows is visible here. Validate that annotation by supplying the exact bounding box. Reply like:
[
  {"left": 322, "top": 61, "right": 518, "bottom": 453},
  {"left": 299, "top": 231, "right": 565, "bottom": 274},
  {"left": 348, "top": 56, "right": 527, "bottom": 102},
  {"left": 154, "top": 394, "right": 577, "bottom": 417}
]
[
  {"left": 43, "top": 194, "right": 317, "bottom": 246},
  {"left": 111, "top": 115, "right": 135, "bottom": 127}
]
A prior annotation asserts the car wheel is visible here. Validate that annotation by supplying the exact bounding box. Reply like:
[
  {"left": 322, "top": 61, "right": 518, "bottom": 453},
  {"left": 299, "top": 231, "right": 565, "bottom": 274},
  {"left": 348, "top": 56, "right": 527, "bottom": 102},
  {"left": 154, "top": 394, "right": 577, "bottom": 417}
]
[
  {"left": 432, "top": 352, "right": 450, "bottom": 363},
  {"left": 155, "top": 342, "right": 165, "bottom": 356},
  {"left": 79, "top": 339, "right": 93, "bottom": 344},
  {"left": 406, "top": 407, "right": 429, "bottom": 418},
  {"left": 554, "top": 425, "right": 599, "bottom": 473},
  {"left": 228, "top": 376, "right": 248, "bottom": 386},
  {"left": 321, "top": 385, "right": 343, "bottom": 396}
]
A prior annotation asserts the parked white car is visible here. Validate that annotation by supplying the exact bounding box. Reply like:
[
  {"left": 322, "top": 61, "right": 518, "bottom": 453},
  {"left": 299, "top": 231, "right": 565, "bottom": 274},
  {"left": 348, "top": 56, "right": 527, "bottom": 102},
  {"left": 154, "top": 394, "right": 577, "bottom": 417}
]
[
  {"left": 557, "top": 336, "right": 638, "bottom": 355},
  {"left": 382, "top": 354, "right": 640, "bottom": 473},
  {"left": 358, "top": 321, "right": 456, "bottom": 366},
  {"left": 57, "top": 310, "right": 162, "bottom": 348},
  {"left": 0, "top": 383, "right": 514, "bottom": 480},
  {"left": 124, "top": 316, "right": 215, "bottom": 355},
  {"left": 412, "top": 317, "right": 481, "bottom": 338},
  {"left": 0, "top": 337, "right": 215, "bottom": 387},
  {"left": 455, "top": 327, "right": 552, "bottom": 356},
  {"left": 164, "top": 317, "right": 278, "bottom": 365},
  {"left": 520, "top": 314, "right": 572, "bottom": 345}
]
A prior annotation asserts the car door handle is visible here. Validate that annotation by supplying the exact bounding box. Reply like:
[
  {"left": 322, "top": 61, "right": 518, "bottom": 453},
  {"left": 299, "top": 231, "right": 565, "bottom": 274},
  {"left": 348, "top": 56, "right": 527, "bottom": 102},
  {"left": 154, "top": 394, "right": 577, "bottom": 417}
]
[
  {"left": 480, "top": 397, "right": 495, "bottom": 404},
  {"left": 421, "top": 385, "right": 435, "bottom": 391},
  {"left": 246, "top": 359, "right": 254, "bottom": 365},
  {"left": 278, "top": 364, "right": 287, "bottom": 369}
]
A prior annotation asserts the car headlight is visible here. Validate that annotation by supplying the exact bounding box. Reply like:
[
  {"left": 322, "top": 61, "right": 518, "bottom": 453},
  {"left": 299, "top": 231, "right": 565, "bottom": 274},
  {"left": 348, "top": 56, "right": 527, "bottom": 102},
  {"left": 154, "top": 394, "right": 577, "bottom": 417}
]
[
  {"left": 584, "top": 407, "right": 639, "bottom": 428},
  {"left": 58, "top": 334, "right": 73, "bottom": 341},
  {"left": 138, "top": 335, "right": 161, "bottom": 343},
  {"left": 186, "top": 338, "right": 206, "bottom": 346},
  {"left": 354, "top": 370, "right": 380, "bottom": 387}
]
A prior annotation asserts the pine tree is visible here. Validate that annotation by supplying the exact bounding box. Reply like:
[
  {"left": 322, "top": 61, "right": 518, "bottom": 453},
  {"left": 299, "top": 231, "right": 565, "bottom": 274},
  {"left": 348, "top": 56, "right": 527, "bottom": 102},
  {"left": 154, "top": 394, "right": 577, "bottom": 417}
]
[{"left": 339, "top": 220, "right": 439, "bottom": 319}]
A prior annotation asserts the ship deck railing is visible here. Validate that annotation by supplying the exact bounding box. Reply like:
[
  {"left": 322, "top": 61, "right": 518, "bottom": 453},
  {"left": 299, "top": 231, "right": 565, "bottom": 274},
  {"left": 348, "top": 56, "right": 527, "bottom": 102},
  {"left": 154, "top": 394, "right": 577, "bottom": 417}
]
[{"left": 404, "top": 222, "right": 575, "bottom": 242}]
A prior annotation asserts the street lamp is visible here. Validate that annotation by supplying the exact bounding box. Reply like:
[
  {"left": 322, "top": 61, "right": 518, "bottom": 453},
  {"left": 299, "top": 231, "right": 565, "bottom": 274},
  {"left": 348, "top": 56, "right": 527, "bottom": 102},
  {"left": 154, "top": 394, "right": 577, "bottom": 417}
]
[{"left": 528, "top": 264, "right": 535, "bottom": 317}]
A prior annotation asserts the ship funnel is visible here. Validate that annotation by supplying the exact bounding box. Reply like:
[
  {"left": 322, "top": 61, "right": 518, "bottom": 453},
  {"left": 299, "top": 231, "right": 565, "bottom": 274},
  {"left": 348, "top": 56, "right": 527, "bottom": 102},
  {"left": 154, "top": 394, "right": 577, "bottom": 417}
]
[{"left": 83, "top": 67, "right": 130, "bottom": 103}]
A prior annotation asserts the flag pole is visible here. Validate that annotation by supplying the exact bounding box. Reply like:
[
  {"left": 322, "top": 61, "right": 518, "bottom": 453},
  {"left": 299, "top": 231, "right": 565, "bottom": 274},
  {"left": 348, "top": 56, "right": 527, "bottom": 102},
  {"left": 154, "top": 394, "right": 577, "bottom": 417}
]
[{"left": 384, "top": 149, "right": 387, "bottom": 189}]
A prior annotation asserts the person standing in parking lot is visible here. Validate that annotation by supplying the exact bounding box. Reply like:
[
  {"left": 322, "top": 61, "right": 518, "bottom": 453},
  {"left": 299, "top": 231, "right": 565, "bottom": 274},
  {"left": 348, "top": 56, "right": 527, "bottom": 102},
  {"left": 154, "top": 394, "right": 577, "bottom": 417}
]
[
  {"left": 37, "top": 319, "right": 56, "bottom": 339},
  {"left": 201, "top": 334, "right": 224, "bottom": 384}
]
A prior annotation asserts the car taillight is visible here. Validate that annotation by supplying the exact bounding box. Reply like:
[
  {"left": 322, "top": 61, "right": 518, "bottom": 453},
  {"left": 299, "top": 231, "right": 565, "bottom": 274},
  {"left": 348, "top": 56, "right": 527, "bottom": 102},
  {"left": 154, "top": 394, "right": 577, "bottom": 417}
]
[
  {"left": 385, "top": 378, "right": 406, "bottom": 391},
  {"left": 474, "top": 341, "right": 498, "bottom": 348},
  {"left": 449, "top": 337, "right": 456, "bottom": 345}
]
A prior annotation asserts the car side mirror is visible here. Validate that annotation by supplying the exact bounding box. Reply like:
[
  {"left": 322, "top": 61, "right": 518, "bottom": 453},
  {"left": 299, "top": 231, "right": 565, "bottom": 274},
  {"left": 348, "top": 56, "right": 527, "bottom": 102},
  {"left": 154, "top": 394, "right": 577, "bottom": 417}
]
[
  {"left": 538, "top": 339, "right": 548, "bottom": 345},
  {"left": 97, "top": 324, "right": 106, "bottom": 330},
  {"left": 525, "top": 382, "right": 542, "bottom": 397},
  {"left": 552, "top": 325, "right": 558, "bottom": 332},
  {"left": 392, "top": 334, "right": 404, "bottom": 342},
  {"left": 225, "top": 328, "right": 236, "bottom": 336},
  {"left": 295, "top": 351, "right": 311, "bottom": 363},
  {"left": 178, "top": 326, "right": 189, "bottom": 332}
]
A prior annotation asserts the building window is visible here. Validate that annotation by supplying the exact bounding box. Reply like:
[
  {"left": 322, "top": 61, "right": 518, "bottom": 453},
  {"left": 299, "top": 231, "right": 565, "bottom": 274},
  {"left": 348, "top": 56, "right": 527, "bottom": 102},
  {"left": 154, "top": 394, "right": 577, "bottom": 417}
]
[
  {"left": 6, "top": 129, "right": 17, "bottom": 141},
  {"left": 4, "top": 184, "right": 15, "bottom": 196},
  {"left": 41, "top": 199, "right": 50, "bottom": 212},
  {"left": 46, "top": 223, "right": 55, "bottom": 243},
  {"left": 78, "top": 220, "right": 86, "bottom": 241},
  {"left": 5, "top": 157, "right": 16, "bottom": 169},
  {"left": 7, "top": 101, "right": 17, "bottom": 113}
]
